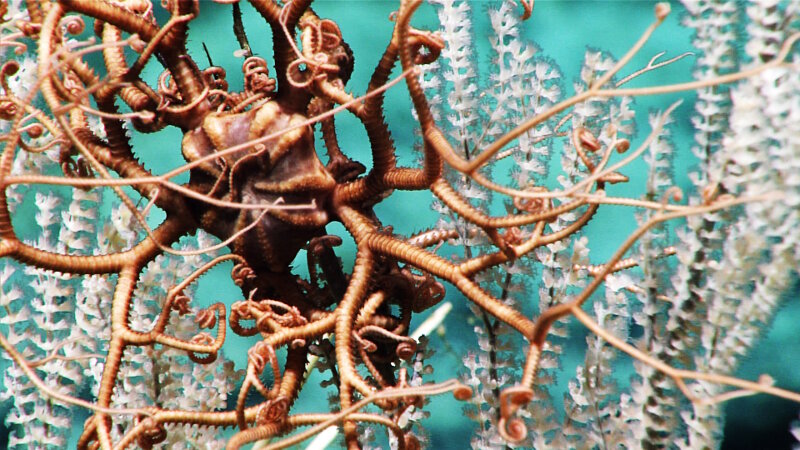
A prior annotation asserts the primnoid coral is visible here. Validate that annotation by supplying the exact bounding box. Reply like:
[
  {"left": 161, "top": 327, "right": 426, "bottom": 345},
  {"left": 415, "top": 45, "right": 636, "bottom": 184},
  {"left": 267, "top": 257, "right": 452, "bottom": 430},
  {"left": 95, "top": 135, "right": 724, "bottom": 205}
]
[{"left": 1, "top": 0, "right": 799, "bottom": 449}]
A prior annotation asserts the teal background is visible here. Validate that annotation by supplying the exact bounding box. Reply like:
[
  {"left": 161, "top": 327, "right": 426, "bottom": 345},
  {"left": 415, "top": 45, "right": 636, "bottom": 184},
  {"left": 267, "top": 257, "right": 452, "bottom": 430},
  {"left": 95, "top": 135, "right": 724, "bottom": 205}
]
[{"left": 2, "top": 1, "right": 798, "bottom": 449}]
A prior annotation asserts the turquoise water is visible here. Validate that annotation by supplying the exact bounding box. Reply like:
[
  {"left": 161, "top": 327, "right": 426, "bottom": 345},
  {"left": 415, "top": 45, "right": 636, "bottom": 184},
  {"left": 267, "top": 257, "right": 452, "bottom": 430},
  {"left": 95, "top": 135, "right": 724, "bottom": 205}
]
[{"left": 3, "top": 1, "right": 798, "bottom": 449}]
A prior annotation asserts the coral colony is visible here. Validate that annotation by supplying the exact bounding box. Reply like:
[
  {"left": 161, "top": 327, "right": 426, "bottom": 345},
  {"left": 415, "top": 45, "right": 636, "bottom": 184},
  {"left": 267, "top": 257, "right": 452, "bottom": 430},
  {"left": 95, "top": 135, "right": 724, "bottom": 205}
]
[{"left": 1, "top": 0, "right": 799, "bottom": 448}]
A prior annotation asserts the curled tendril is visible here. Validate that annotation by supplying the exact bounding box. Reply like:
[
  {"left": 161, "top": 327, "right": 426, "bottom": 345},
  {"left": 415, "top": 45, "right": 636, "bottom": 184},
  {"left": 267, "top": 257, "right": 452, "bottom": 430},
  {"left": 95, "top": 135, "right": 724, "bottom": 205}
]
[
  {"left": 502, "top": 227, "right": 525, "bottom": 246},
  {"left": 203, "top": 66, "right": 229, "bottom": 92},
  {"left": 615, "top": 138, "right": 631, "bottom": 153},
  {"left": 655, "top": 2, "right": 671, "bottom": 21},
  {"left": 498, "top": 417, "right": 527, "bottom": 443},
  {"left": 576, "top": 127, "right": 601, "bottom": 152},
  {"left": 357, "top": 325, "right": 416, "bottom": 360},
  {"left": 661, "top": 186, "right": 684, "bottom": 211},
  {"left": 117, "top": 0, "right": 155, "bottom": 19},
  {"left": 268, "top": 311, "right": 304, "bottom": 328},
  {"left": 299, "top": 19, "right": 341, "bottom": 61},
  {"left": 1, "top": 60, "right": 20, "bottom": 93},
  {"left": 248, "top": 342, "right": 277, "bottom": 375},
  {"left": 263, "top": 300, "right": 307, "bottom": 328},
  {"left": 190, "top": 350, "right": 218, "bottom": 363},
  {"left": 253, "top": 311, "right": 273, "bottom": 332},
  {"left": 135, "top": 417, "right": 167, "bottom": 450},
  {"left": 170, "top": 294, "right": 191, "bottom": 315},
  {"left": 241, "top": 299, "right": 306, "bottom": 332},
  {"left": 243, "top": 57, "right": 276, "bottom": 95},
  {"left": 286, "top": 60, "right": 317, "bottom": 89},
  {"left": 157, "top": 70, "right": 181, "bottom": 107},
  {"left": 300, "top": 18, "right": 342, "bottom": 53},
  {"left": 231, "top": 263, "right": 256, "bottom": 287},
  {"left": 125, "top": 33, "right": 146, "bottom": 53},
  {"left": 395, "top": 341, "right": 416, "bottom": 361},
  {"left": 230, "top": 301, "right": 259, "bottom": 336},
  {"left": 513, "top": 186, "right": 552, "bottom": 215},
  {"left": 233, "top": 299, "right": 256, "bottom": 318},
  {"left": 299, "top": 21, "right": 344, "bottom": 82},
  {"left": 452, "top": 385, "right": 473, "bottom": 401},
  {"left": 60, "top": 155, "right": 96, "bottom": 182},
  {"left": 354, "top": 333, "right": 378, "bottom": 353},
  {"left": 190, "top": 332, "right": 214, "bottom": 346},
  {"left": 497, "top": 386, "right": 534, "bottom": 442},
  {"left": 203, "top": 67, "right": 230, "bottom": 109},
  {"left": 59, "top": 15, "right": 86, "bottom": 38},
  {"left": 1, "top": 39, "right": 28, "bottom": 56},
  {"left": 256, "top": 396, "right": 290, "bottom": 425},
  {"left": 20, "top": 123, "right": 44, "bottom": 139},
  {"left": 75, "top": 156, "right": 94, "bottom": 178},
  {"left": 188, "top": 333, "right": 218, "bottom": 364},
  {"left": 195, "top": 308, "right": 217, "bottom": 329},
  {"left": 406, "top": 28, "right": 445, "bottom": 65},
  {"left": 287, "top": 17, "right": 354, "bottom": 88},
  {"left": 0, "top": 100, "right": 17, "bottom": 120}
]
